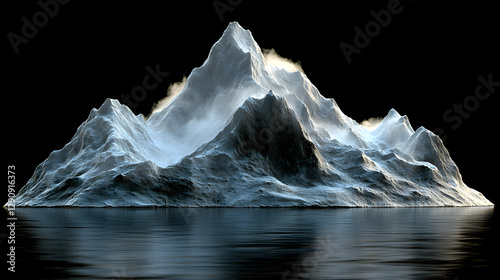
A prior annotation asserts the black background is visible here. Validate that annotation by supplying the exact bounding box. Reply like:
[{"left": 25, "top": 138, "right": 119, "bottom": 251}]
[
  {"left": 2, "top": 1, "right": 499, "bottom": 279},
  {"left": 4, "top": 0, "right": 499, "bottom": 205}
]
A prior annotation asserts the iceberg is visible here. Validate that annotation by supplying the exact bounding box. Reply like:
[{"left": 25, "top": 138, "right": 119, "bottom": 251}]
[{"left": 14, "top": 22, "right": 493, "bottom": 207}]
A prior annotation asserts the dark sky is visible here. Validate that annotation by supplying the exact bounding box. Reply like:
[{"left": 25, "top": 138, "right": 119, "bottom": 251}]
[{"left": 4, "top": 0, "right": 499, "bottom": 204}]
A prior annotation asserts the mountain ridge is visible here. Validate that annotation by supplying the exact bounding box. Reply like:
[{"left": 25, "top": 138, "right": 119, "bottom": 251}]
[{"left": 12, "top": 22, "right": 493, "bottom": 207}]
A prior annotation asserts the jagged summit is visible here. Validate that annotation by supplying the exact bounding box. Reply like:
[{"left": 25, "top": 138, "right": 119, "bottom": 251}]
[
  {"left": 363, "top": 108, "right": 415, "bottom": 150},
  {"left": 217, "top": 22, "right": 262, "bottom": 57},
  {"left": 13, "top": 22, "right": 493, "bottom": 207},
  {"left": 145, "top": 21, "right": 357, "bottom": 167}
]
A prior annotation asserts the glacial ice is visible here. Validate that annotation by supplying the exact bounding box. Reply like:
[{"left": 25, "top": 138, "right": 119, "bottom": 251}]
[{"left": 14, "top": 22, "right": 493, "bottom": 207}]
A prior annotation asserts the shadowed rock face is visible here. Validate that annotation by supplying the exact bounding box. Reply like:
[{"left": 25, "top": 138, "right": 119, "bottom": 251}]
[
  {"left": 12, "top": 22, "right": 493, "bottom": 207},
  {"left": 201, "top": 92, "right": 327, "bottom": 184}
]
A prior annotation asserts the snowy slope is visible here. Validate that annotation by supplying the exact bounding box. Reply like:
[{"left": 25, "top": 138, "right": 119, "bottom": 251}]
[{"left": 14, "top": 22, "right": 493, "bottom": 207}]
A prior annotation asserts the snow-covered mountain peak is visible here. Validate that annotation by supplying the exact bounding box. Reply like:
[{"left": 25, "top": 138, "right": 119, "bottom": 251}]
[
  {"left": 219, "top": 22, "right": 261, "bottom": 55},
  {"left": 13, "top": 22, "right": 493, "bottom": 207},
  {"left": 145, "top": 23, "right": 321, "bottom": 166},
  {"left": 201, "top": 22, "right": 264, "bottom": 76},
  {"left": 386, "top": 108, "right": 401, "bottom": 119}
]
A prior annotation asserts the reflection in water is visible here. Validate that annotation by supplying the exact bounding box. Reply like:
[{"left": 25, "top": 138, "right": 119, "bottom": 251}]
[{"left": 11, "top": 207, "right": 494, "bottom": 280}]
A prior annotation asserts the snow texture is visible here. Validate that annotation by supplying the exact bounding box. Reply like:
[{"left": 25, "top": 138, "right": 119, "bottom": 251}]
[{"left": 14, "top": 22, "right": 493, "bottom": 207}]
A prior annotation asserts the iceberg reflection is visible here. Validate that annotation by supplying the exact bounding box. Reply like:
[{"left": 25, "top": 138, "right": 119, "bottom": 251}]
[{"left": 14, "top": 207, "right": 494, "bottom": 279}]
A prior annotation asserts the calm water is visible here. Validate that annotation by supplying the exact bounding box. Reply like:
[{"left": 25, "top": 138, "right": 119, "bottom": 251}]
[{"left": 5, "top": 207, "right": 497, "bottom": 280}]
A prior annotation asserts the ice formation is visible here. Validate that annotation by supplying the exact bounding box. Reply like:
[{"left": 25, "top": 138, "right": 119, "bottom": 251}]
[{"left": 14, "top": 22, "right": 493, "bottom": 207}]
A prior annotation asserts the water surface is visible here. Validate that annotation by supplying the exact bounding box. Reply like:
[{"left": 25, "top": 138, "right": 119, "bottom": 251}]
[{"left": 9, "top": 207, "right": 496, "bottom": 280}]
